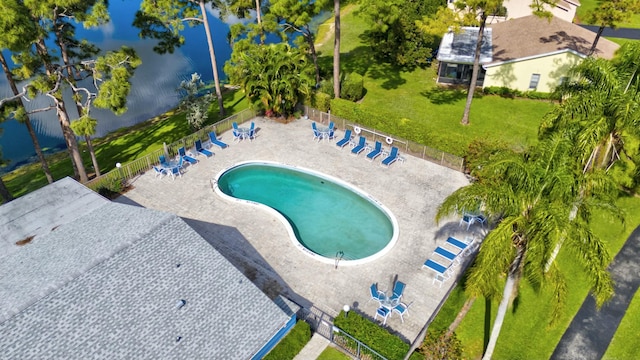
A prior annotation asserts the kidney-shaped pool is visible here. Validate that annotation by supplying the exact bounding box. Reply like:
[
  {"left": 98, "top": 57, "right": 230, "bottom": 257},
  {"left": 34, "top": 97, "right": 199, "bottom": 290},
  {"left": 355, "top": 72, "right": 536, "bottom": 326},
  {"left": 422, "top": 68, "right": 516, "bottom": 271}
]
[{"left": 213, "top": 161, "right": 399, "bottom": 265}]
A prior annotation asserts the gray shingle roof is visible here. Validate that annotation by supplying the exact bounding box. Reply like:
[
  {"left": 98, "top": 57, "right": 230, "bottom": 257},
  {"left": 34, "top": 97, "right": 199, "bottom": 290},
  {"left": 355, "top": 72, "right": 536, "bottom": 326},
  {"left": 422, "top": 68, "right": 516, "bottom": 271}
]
[
  {"left": 0, "top": 180, "right": 296, "bottom": 359},
  {"left": 437, "top": 27, "right": 493, "bottom": 64},
  {"left": 0, "top": 177, "right": 108, "bottom": 259}
]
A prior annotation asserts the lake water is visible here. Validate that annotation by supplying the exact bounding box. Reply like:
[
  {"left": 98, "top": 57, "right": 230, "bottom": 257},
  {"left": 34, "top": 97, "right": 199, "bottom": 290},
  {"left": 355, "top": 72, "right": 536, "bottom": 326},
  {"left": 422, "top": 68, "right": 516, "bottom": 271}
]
[{"left": 0, "top": 0, "right": 242, "bottom": 172}]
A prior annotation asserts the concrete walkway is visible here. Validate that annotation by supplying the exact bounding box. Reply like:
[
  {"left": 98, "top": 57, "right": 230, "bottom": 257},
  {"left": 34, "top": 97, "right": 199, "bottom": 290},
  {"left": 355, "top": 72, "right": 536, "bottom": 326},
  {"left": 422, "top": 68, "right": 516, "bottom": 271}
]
[
  {"left": 551, "top": 226, "right": 640, "bottom": 359},
  {"left": 293, "top": 332, "right": 331, "bottom": 360}
]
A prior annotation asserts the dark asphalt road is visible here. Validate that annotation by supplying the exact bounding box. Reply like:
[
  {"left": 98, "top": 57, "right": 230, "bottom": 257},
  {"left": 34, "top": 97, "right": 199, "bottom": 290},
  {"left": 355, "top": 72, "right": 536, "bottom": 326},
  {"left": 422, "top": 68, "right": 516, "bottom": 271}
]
[
  {"left": 550, "top": 226, "right": 640, "bottom": 359},
  {"left": 579, "top": 25, "right": 640, "bottom": 39}
]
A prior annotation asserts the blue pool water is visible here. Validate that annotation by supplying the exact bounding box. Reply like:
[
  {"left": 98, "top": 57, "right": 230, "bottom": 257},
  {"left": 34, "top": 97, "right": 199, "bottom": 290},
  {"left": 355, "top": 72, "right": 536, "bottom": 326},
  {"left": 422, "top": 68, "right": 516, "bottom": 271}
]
[{"left": 215, "top": 162, "right": 397, "bottom": 263}]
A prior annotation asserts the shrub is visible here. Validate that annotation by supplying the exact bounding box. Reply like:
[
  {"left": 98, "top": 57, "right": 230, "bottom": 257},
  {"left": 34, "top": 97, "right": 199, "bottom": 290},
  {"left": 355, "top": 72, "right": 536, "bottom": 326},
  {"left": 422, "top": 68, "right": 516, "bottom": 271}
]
[
  {"left": 263, "top": 320, "right": 311, "bottom": 360},
  {"left": 319, "top": 80, "right": 335, "bottom": 98},
  {"left": 313, "top": 92, "right": 332, "bottom": 112},
  {"left": 340, "top": 73, "right": 365, "bottom": 101},
  {"left": 464, "top": 138, "right": 513, "bottom": 177},
  {"left": 95, "top": 176, "right": 123, "bottom": 199},
  {"left": 333, "top": 310, "right": 423, "bottom": 360},
  {"left": 522, "top": 91, "right": 553, "bottom": 100},
  {"left": 483, "top": 86, "right": 555, "bottom": 100},
  {"left": 417, "top": 329, "right": 463, "bottom": 360}
]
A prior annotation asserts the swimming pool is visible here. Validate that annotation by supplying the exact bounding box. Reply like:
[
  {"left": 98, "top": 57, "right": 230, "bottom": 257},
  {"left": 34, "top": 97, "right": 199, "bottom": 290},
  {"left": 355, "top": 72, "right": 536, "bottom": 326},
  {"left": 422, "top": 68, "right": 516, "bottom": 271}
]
[{"left": 213, "top": 161, "right": 399, "bottom": 266}]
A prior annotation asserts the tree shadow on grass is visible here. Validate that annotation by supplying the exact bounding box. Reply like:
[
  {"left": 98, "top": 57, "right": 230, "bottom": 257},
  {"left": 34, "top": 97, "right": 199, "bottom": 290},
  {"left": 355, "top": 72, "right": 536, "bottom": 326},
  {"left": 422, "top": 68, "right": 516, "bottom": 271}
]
[
  {"left": 421, "top": 87, "right": 467, "bottom": 105},
  {"left": 318, "top": 45, "right": 407, "bottom": 90},
  {"left": 421, "top": 86, "right": 485, "bottom": 105}
]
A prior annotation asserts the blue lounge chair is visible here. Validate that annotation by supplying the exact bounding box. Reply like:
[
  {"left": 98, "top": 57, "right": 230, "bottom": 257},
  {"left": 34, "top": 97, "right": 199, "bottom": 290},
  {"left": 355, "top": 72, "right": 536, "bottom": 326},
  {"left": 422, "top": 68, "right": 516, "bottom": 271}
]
[
  {"left": 336, "top": 130, "right": 352, "bottom": 148},
  {"left": 434, "top": 246, "right": 457, "bottom": 262},
  {"left": 447, "top": 236, "right": 475, "bottom": 257},
  {"left": 390, "top": 280, "right": 406, "bottom": 300},
  {"left": 178, "top": 146, "right": 198, "bottom": 166},
  {"left": 195, "top": 140, "right": 213, "bottom": 158},
  {"left": 351, "top": 136, "right": 367, "bottom": 155},
  {"left": 366, "top": 141, "right": 383, "bottom": 161},
  {"left": 381, "top": 146, "right": 399, "bottom": 167},
  {"left": 422, "top": 259, "right": 451, "bottom": 288},
  {"left": 208, "top": 132, "right": 228, "bottom": 149}
]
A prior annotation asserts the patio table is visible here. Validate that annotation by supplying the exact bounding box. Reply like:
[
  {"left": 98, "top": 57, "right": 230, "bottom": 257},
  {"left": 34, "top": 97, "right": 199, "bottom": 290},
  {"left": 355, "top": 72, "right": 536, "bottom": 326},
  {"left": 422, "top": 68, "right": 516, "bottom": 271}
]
[
  {"left": 317, "top": 126, "right": 330, "bottom": 141},
  {"left": 378, "top": 294, "right": 401, "bottom": 310},
  {"left": 237, "top": 127, "right": 250, "bottom": 140}
]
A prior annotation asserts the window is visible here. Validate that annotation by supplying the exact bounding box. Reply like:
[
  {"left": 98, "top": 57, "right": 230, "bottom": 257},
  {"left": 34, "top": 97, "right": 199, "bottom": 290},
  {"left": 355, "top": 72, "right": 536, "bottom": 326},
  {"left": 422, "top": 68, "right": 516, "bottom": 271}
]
[{"left": 529, "top": 74, "right": 541, "bottom": 90}]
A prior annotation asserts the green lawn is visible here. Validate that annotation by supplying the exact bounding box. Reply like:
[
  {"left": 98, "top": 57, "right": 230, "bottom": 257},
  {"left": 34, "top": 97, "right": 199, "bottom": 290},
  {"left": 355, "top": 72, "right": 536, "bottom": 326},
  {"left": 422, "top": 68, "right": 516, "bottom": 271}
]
[
  {"left": 575, "top": 0, "right": 640, "bottom": 28},
  {"left": 430, "top": 195, "right": 640, "bottom": 359},
  {"left": 317, "top": 346, "right": 353, "bottom": 360},
  {"left": 604, "top": 291, "right": 640, "bottom": 359},
  {"left": 316, "top": 5, "right": 553, "bottom": 157}
]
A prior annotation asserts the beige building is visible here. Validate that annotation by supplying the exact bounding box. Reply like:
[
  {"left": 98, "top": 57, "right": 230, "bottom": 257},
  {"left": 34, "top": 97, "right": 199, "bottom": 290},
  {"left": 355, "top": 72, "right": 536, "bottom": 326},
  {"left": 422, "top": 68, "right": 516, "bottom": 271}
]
[
  {"left": 482, "top": 16, "right": 619, "bottom": 92},
  {"left": 436, "top": 16, "right": 619, "bottom": 92}
]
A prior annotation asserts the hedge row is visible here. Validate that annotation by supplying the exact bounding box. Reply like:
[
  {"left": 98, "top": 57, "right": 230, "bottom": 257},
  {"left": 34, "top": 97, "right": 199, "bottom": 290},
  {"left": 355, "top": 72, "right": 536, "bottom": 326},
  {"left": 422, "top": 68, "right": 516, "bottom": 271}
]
[
  {"left": 333, "top": 310, "right": 423, "bottom": 360},
  {"left": 263, "top": 320, "right": 311, "bottom": 360},
  {"left": 482, "top": 86, "right": 559, "bottom": 100}
]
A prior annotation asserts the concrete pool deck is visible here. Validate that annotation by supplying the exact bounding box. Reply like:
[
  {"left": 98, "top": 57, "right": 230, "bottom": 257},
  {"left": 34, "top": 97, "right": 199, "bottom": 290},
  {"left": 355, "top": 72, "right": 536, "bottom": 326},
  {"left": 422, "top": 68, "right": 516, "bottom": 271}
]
[{"left": 115, "top": 116, "right": 480, "bottom": 345}]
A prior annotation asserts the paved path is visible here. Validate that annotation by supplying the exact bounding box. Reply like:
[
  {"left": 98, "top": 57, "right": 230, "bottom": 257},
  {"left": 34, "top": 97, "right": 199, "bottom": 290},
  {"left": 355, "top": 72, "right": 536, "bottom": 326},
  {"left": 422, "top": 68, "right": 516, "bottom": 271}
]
[
  {"left": 551, "top": 226, "right": 640, "bottom": 359},
  {"left": 579, "top": 25, "right": 640, "bottom": 40},
  {"left": 293, "top": 332, "right": 331, "bottom": 360}
]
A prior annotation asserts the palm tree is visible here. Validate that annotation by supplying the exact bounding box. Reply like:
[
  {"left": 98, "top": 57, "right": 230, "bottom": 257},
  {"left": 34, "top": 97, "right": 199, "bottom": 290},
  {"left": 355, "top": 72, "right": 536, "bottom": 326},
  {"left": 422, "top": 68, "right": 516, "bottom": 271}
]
[
  {"left": 437, "top": 135, "right": 620, "bottom": 359},
  {"left": 230, "top": 42, "right": 312, "bottom": 116},
  {"left": 541, "top": 43, "right": 640, "bottom": 174}
]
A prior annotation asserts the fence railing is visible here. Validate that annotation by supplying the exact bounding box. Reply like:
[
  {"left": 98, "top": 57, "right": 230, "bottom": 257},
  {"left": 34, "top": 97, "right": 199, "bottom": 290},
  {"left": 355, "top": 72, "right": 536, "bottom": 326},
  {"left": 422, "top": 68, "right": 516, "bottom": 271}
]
[
  {"left": 84, "top": 108, "right": 255, "bottom": 191},
  {"left": 86, "top": 104, "right": 464, "bottom": 192},
  {"left": 331, "top": 326, "right": 388, "bottom": 360},
  {"left": 301, "top": 106, "right": 464, "bottom": 172}
]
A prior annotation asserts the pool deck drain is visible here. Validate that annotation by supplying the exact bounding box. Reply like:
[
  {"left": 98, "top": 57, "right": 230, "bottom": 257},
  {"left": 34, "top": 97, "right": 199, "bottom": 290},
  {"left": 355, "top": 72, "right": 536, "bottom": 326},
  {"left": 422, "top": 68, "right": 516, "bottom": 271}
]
[{"left": 115, "top": 117, "right": 478, "bottom": 344}]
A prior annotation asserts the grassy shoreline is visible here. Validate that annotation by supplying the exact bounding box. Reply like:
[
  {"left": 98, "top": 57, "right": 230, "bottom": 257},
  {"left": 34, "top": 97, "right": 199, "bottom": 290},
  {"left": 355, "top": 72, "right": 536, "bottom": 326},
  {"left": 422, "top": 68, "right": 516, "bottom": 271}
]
[{"left": 1, "top": 89, "right": 249, "bottom": 198}]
